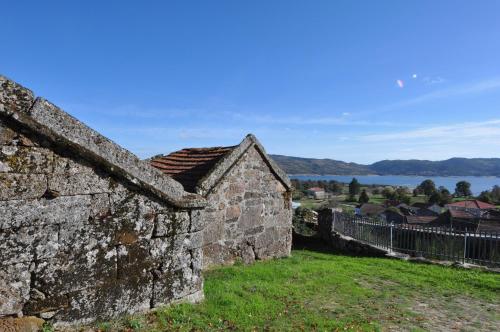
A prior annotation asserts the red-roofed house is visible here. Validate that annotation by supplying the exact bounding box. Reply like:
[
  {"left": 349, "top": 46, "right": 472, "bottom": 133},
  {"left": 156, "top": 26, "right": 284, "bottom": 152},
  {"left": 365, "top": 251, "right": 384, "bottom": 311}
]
[
  {"left": 446, "top": 200, "right": 496, "bottom": 210},
  {"left": 306, "top": 187, "right": 326, "bottom": 199},
  {"left": 444, "top": 200, "right": 499, "bottom": 230}
]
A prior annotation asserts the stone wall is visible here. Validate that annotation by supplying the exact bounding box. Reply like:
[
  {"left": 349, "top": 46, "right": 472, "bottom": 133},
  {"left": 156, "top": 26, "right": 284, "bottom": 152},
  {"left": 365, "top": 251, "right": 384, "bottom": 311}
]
[
  {"left": 0, "top": 118, "right": 204, "bottom": 325},
  {"left": 0, "top": 76, "right": 205, "bottom": 326},
  {"left": 202, "top": 145, "right": 292, "bottom": 268}
]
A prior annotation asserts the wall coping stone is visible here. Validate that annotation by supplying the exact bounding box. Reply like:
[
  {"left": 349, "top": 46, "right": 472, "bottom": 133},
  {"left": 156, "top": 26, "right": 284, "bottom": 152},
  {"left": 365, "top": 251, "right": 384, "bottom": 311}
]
[
  {"left": 0, "top": 75, "right": 206, "bottom": 208},
  {"left": 196, "top": 134, "right": 292, "bottom": 196}
]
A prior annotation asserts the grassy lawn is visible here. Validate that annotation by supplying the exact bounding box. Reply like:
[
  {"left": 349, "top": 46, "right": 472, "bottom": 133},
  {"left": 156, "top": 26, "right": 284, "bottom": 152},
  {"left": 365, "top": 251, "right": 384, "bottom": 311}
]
[{"left": 91, "top": 250, "right": 500, "bottom": 332}]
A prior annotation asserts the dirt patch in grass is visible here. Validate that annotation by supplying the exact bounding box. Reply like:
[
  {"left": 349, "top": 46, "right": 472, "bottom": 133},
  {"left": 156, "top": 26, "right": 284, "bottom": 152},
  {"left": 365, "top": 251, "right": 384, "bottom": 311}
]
[{"left": 409, "top": 296, "right": 499, "bottom": 332}]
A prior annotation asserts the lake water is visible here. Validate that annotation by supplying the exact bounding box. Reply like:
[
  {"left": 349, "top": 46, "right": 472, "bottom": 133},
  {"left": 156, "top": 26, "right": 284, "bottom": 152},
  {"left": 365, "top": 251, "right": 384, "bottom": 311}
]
[{"left": 289, "top": 175, "right": 500, "bottom": 195}]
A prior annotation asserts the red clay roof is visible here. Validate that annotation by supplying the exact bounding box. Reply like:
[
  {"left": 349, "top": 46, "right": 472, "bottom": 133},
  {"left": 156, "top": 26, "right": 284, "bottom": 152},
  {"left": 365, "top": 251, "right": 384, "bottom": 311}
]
[
  {"left": 406, "top": 216, "right": 438, "bottom": 224},
  {"left": 449, "top": 208, "right": 478, "bottom": 219},
  {"left": 307, "top": 187, "right": 325, "bottom": 192},
  {"left": 150, "top": 146, "right": 235, "bottom": 192},
  {"left": 446, "top": 200, "right": 496, "bottom": 210}
]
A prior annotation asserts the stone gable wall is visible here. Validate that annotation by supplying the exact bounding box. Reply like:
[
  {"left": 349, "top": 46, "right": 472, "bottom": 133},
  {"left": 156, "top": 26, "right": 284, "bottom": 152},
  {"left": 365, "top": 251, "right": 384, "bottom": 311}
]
[
  {"left": 202, "top": 145, "right": 292, "bottom": 268},
  {"left": 0, "top": 118, "right": 204, "bottom": 326}
]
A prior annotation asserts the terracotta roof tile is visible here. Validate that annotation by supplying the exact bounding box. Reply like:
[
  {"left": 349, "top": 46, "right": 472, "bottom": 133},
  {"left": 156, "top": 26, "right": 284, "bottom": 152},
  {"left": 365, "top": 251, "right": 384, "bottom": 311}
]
[
  {"left": 150, "top": 146, "right": 235, "bottom": 192},
  {"left": 446, "top": 200, "right": 496, "bottom": 210}
]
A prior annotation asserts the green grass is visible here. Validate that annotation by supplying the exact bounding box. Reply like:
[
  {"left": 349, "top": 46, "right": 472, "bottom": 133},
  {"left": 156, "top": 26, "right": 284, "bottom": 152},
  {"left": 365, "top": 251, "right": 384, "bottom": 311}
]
[{"left": 94, "top": 250, "right": 500, "bottom": 332}]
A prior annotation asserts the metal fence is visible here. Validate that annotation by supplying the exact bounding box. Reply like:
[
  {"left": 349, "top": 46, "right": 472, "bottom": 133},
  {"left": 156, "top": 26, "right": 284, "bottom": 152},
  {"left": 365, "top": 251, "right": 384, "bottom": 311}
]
[{"left": 331, "top": 212, "right": 500, "bottom": 267}]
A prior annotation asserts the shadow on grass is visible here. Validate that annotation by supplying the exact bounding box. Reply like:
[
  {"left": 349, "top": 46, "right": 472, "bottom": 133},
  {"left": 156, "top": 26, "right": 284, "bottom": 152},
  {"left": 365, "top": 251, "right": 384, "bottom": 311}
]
[{"left": 292, "top": 230, "right": 340, "bottom": 254}]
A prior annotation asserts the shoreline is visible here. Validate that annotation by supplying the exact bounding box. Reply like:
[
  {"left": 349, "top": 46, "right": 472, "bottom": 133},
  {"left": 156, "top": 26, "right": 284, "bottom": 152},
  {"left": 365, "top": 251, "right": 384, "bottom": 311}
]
[{"left": 289, "top": 174, "right": 500, "bottom": 178}]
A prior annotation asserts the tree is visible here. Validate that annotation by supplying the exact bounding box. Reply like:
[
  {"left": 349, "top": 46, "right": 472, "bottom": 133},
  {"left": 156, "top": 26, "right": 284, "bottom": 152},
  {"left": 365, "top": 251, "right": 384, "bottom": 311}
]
[
  {"left": 455, "top": 181, "right": 472, "bottom": 197},
  {"left": 358, "top": 190, "right": 370, "bottom": 204},
  {"left": 381, "top": 187, "right": 394, "bottom": 199},
  {"left": 393, "top": 187, "right": 411, "bottom": 204},
  {"left": 418, "top": 179, "right": 436, "bottom": 196},
  {"left": 478, "top": 191, "right": 493, "bottom": 203},
  {"left": 491, "top": 185, "right": 500, "bottom": 203},
  {"left": 438, "top": 188, "right": 452, "bottom": 205},
  {"left": 348, "top": 178, "right": 361, "bottom": 197}
]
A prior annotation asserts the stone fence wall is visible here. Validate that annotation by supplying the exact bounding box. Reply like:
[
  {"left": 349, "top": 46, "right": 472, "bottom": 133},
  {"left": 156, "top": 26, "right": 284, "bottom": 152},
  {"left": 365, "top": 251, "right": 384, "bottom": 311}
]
[{"left": 0, "top": 77, "right": 206, "bottom": 326}]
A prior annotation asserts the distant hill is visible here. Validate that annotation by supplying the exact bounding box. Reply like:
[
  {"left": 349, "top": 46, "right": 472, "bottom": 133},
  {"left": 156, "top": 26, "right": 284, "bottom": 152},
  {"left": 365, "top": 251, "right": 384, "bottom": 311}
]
[
  {"left": 270, "top": 155, "right": 371, "bottom": 175},
  {"left": 270, "top": 155, "right": 500, "bottom": 177}
]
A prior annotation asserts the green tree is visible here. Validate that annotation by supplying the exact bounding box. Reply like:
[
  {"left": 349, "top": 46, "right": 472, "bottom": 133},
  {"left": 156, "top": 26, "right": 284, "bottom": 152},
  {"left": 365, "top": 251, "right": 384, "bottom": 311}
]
[
  {"left": 358, "top": 190, "right": 370, "bottom": 204},
  {"left": 455, "top": 181, "right": 472, "bottom": 197},
  {"left": 438, "top": 188, "right": 452, "bottom": 205},
  {"left": 348, "top": 178, "right": 361, "bottom": 197},
  {"left": 428, "top": 191, "right": 442, "bottom": 205},
  {"left": 381, "top": 187, "right": 394, "bottom": 199},
  {"left": 491, "top": 185, "right": 500, "bottom": 203},
  {"left": 478, "top": 191, "right": 492, "bottom": 203},
  {"left": 418, "top": 179, "right": 437, "bottom": 196}
]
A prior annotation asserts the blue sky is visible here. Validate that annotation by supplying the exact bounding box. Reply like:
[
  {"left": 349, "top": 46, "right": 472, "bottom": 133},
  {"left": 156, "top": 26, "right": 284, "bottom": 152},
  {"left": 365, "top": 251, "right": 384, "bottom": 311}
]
[{"left": 2, "top": 1, "right": 500, "bottom": 163}]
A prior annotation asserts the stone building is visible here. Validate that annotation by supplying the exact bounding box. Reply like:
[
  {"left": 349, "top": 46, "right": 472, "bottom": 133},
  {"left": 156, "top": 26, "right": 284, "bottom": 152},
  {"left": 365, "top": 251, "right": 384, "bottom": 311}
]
[
  {"left": 0, "top": 76, "right": 207, "bottom": 326},
  {"left": 0, "top": 75, "right": 293, "bottom": 327},
  {"left": 150, "top": 135, "right": 293, "bottom": 268}
]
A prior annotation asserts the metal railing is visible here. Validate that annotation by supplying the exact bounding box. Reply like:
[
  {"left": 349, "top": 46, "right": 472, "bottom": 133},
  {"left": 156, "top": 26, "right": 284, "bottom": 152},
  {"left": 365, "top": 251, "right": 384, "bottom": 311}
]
[{"left": 331, "top": 212, "right": 500, "bottom": 267}]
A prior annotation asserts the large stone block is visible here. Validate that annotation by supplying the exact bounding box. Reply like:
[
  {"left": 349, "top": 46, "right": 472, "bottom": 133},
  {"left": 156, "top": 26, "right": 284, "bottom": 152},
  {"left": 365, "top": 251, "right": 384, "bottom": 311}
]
[
  {"left": 0, "top": 173, "right": 46, "bottom": 200},
  {"left": 49, "top": 154, "right": 116, "bottom": 196},
  {"left": 239, "top": 204, "right": 263, "bottom": 230},
  {"left": 0, "top": 195, "right": 93, "bottom": 230},
  {"left": 153, "top": 211, "right": 189, "bottom": 237},
  {"left": 0, "top": 262, "right": 31, "bottom": 317},
  {"left": 110, "top": 189, "right": 156, "bottom": 242},
  {"left": 0, "top": 76, "right": 35, "bottom": 116},
  {"left": 33, "top": 247, "right": 116, "bottom": 296},
  {"left": 202, "top": 218, "right": 224, "bottom": 245},
  {"left": 0, "top": 225, "right": 58, "bottom": 265},
  {"left": 0, "top": 146, "right": 53, "bottom": 174},
  {"left": 51, "top": 279, "right": 152, "bottom": 326},
  {"left": 190, "top": 209, "right": 205, "bottom": 232}
]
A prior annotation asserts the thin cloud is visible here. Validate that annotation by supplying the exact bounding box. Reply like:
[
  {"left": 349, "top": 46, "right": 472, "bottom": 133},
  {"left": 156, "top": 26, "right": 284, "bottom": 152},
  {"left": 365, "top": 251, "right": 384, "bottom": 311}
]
[
  {"left": 360, "top": 119, "right": 500, "bottom": 142},
  {"left": 356, "top": 77, "right": 500, "bottom": 116}
]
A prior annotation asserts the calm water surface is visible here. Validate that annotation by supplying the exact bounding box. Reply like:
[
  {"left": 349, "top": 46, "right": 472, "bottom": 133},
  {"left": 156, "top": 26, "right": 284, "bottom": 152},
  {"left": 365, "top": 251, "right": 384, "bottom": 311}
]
[{"left": 290, "top": 175, "right": 500, "bottom": 195}]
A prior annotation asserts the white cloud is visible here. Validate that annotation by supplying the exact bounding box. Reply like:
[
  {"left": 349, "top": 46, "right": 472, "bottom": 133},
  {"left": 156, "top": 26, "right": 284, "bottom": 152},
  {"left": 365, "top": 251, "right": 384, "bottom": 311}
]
[
  {"left": 360, "top": 119, "right": 500, "bottom": 142},
  {"left": 363, "top": 77, "right": 500, "bottom": 115}
]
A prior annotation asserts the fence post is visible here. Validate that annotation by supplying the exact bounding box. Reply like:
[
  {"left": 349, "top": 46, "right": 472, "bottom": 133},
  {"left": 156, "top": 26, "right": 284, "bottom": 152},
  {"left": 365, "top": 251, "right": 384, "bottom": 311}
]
[
  {"left": 463, "top": 231, "right": 468, "bottom": 263},
  {"left": 390, "top": 222, "right": 394, "bottom": 252},
  {"left": 332, "top": 211, "right": 336, "bottom": 234}
]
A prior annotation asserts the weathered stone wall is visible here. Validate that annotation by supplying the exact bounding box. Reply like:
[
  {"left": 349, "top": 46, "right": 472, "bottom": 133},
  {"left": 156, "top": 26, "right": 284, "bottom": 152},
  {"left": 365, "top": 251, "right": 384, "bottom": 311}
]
[
  {"left": 0, "top": 117, "right": 204, "bottom": 325},
  {"left": 202, "top": 146, "right": 292, "bottom": 268}
]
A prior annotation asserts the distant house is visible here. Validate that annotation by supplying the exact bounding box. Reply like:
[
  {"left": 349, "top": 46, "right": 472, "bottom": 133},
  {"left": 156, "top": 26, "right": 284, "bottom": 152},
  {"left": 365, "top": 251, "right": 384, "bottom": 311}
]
[
  {"left": 477, "top": 210, "right": 500, "bottom": 232},
  {"left": 446, "top": 200, "right": 496, "bottom": 211},
  {"left": 442, "top": 200, "right": 499, "bottom": 231},
  {"left": 359, "top": 203, "right": 385, "bottom": 217},
  {"left": 382, "top": 208, "right": 406, "bottom": 224},
  {"left": 406, "top": 215, "right": 440, "bottom": 226},
  {"left": 398, "top": 203, "right": 439, "bottom": 217},
  {"left": 306, "top": 187, "right": 326, "bottom": 199},
  {"left": 412, "top": 202, "right": 442, "bottom": 215}
]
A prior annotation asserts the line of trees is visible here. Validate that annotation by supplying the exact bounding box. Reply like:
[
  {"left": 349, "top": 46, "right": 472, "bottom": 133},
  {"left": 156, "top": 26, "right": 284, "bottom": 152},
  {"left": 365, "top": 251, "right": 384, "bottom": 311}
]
[{"left": 478, "top": 185, "right": 500, "bottom": 204}]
